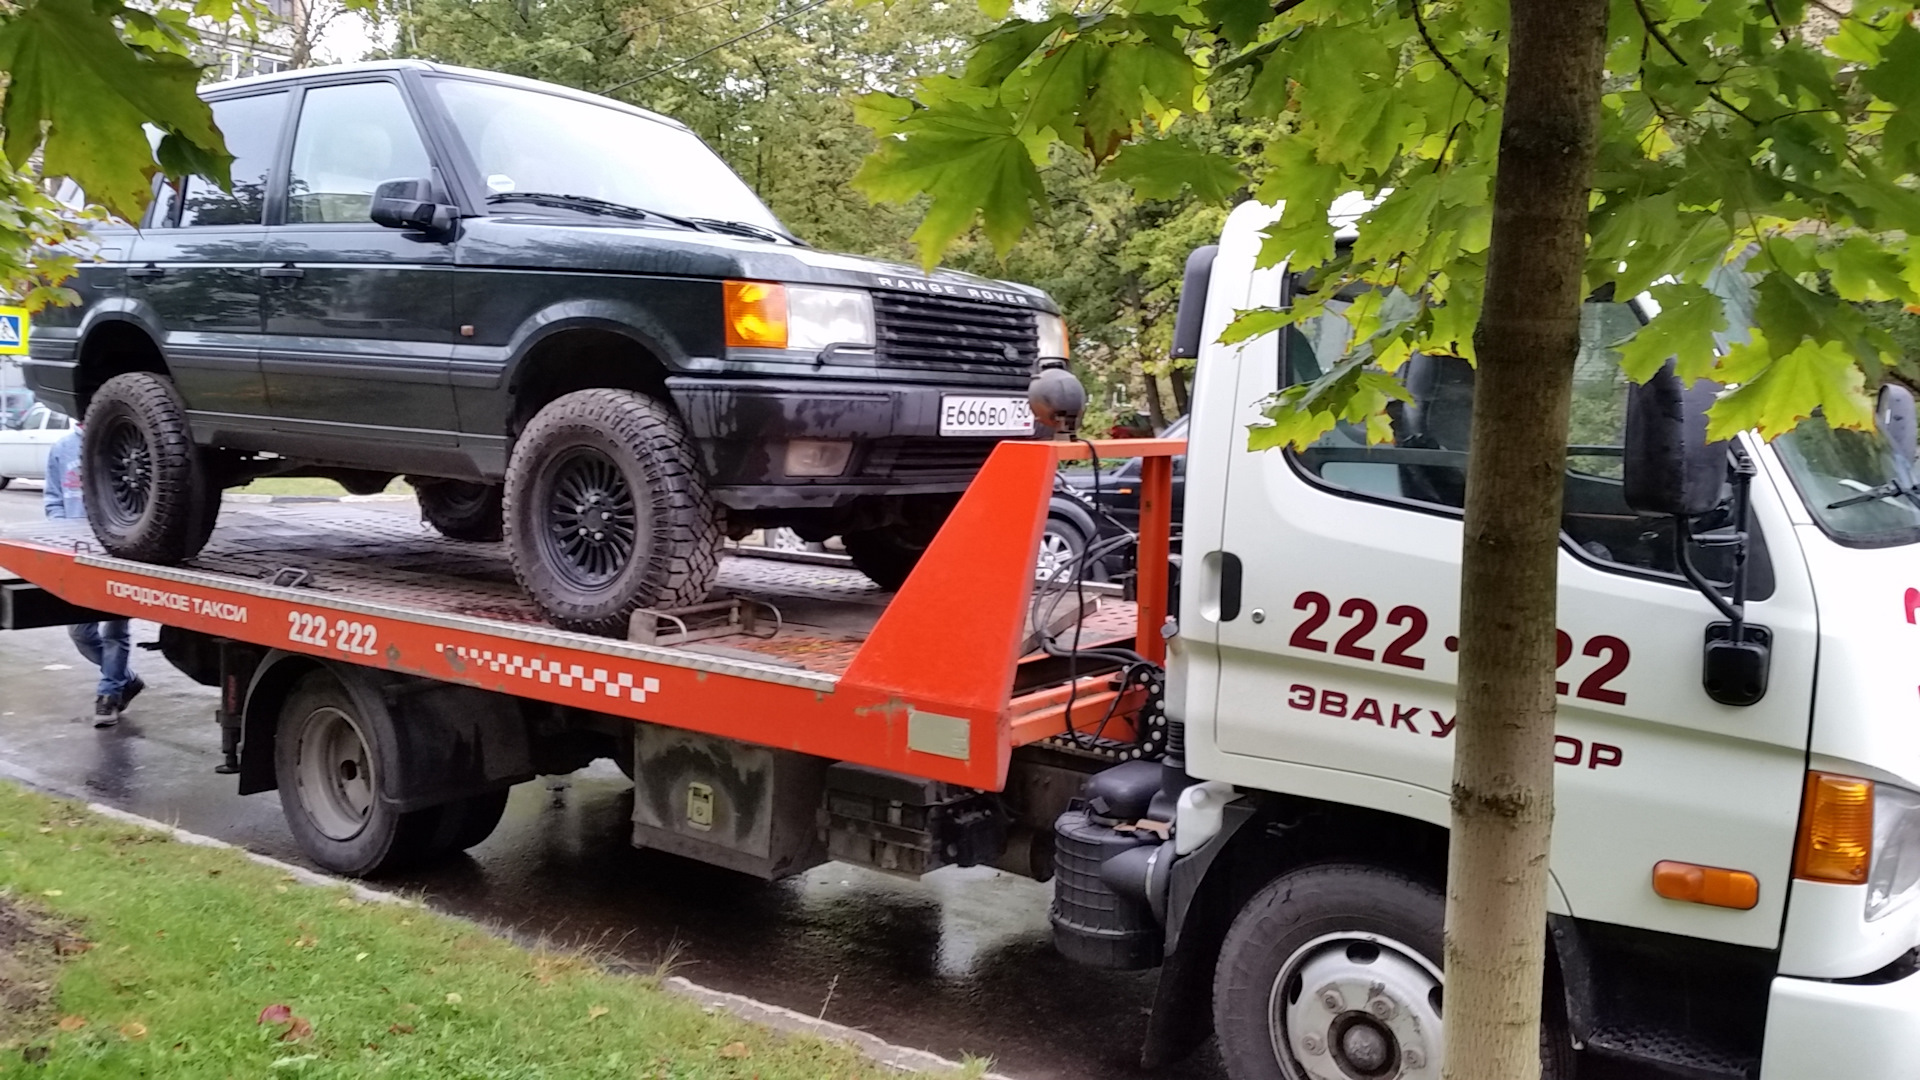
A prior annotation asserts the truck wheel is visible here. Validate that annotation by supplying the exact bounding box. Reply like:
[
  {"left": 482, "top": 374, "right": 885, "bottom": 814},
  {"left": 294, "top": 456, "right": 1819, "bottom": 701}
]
[
  {"left": 414, "top": 479, "right": 505, "bottom": 542},
  {"left": 505, "top": 389, "right": 720, "bottom": 634},
  {"left": 1213, "top": 863, "right": 1574, "bottom": 1080},
  {"left": 82, "top": 372, "right": 215, "bottom": 564},
  {"left": 274, "top": 670, "right": 446, "bottom": 877}
]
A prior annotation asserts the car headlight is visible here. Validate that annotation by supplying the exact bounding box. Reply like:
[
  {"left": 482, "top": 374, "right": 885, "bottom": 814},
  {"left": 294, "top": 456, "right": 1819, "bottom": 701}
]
[
  {"left": 1870, "top": 782, "right": 1920, "bottom": 921},
  {"left": 723, "top": 280, "right": 874, "bottom": 352},
  {"left": 1037, "top": 312, "right": 1068, "bottom": 360}
]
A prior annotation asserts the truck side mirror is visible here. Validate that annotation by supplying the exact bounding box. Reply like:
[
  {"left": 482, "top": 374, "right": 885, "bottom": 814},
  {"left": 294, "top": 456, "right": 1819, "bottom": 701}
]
[
  {"left": 1877, "top": 383, "right": 1917, "bottom": 476},
  {"left": 1623, "top": 360, "right": 1728, "bottom": 517},
  {"left": 1169, "top": 245, "right": 1220, "bottom": 360},
  {"left": 370, "top": 178, "right": 456, "bottom": 234}
]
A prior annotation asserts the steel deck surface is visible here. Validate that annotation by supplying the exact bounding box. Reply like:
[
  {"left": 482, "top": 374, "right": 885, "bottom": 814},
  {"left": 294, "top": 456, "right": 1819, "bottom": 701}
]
[{"left": 2, "top": 502, "right": 1136, "bottom": 679}]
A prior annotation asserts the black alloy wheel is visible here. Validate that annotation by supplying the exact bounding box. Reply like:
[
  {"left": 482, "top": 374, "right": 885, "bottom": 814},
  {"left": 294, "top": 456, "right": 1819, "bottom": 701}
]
[
  {"left": 541, "top": 448, "right": 640, "bottom": 588},
  {"left": 98, "top": 416, "right": 154, "bottom": 527}
]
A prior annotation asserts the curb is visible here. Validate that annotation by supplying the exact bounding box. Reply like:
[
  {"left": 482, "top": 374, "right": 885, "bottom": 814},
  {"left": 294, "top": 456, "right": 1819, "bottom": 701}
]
[
  {"left": 224, "top": 493, "right": 415, "bottom": 505},
  {"left": 0, "top": 759, "right": 1017, "bottom": 1079}
]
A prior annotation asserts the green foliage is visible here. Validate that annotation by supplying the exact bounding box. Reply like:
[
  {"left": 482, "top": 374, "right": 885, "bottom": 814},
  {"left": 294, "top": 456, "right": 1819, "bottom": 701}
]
[
  {"left": 0, "top": 0, "right": 236, "bottom": 308},
  {"left": 858, "top": 0, "right": 1920, "bottom": 444}
]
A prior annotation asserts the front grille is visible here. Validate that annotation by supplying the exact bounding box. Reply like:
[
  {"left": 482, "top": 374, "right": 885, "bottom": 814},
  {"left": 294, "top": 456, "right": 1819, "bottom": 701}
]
[
  {"left": 872, "top": 290, "right": 1040, "bottom": 371},
  {"left": 861, "top": 437, "right": 998, "bottom": 480}
]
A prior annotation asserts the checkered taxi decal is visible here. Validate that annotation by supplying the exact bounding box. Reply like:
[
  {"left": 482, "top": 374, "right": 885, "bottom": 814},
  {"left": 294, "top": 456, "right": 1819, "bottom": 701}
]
[{"left": 438, "top": 643, "right": 661, "bottom": 702}]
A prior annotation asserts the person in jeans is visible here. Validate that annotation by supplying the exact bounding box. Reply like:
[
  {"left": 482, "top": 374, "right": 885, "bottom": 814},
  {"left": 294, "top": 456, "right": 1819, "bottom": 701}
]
[{"left": 43, "top": 427, "right": 143, "bottom": 727}]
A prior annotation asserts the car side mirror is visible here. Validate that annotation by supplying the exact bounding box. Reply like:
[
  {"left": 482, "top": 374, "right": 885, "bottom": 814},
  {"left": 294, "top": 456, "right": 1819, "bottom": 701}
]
[
  {"left": 1168, "top": 245, "right": 1219, "bottom": 360},
  {"left": 1877, "top": 383, "right": 1917, "bottom": 476},
  {"left": 370, "top": 178, "right": 456, "bottom": 234},
  {"left": 1623, "top": 360, "right": 1728, "bottom": 517}
]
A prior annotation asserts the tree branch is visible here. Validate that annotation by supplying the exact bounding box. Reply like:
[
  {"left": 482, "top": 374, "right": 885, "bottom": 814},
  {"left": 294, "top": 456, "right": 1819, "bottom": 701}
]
[
  {"left": 1632, "top": 0, "right": 1759, "bottom": 125},
  {"left": 1411, "top": 0, "right": 1490, "bottom": 104}
]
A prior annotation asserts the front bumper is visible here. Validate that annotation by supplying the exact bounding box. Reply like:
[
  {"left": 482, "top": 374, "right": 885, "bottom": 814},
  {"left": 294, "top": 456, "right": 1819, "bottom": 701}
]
[
  {"left": 1760, "top": 959, "right": 1920, "bottom": 1078},
  {"left": 667, "top": 376, "right": 1031, "bottom": 509}
]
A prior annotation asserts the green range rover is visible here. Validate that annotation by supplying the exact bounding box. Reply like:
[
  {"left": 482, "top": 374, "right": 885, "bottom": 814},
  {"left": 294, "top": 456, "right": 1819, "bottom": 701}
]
[{"left": 25, "top": 60, "right": 1065, "bottom": 633}]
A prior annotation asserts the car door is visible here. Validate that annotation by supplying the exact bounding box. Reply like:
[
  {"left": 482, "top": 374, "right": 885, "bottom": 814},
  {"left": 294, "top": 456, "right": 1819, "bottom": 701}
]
[
  {"left": 258, "top": 77, "right": 459, "bottom": 471},
  {"left": 0, "top": 403, "right": 66, "bottom": 478},
  {"left": 1202, "top": 283, "right": 1818, "bottom": 952},
  {"left": 125, "top": 90, "right": 289, "bottom": 432}
]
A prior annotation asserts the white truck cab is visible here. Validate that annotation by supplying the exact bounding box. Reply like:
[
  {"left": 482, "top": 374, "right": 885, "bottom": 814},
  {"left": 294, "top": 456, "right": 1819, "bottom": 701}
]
[{"left": 1047, "top": 200, "right": 1920, "bottom": 1080}]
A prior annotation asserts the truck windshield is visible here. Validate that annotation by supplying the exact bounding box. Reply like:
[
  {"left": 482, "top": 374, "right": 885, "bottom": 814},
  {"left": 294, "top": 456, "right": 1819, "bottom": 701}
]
[
  {"left": 428, "top": 78, "right": 787, "bottom": 235},
  {"left": 1704, "top": 267, "right": 1920, "bottom": 548},
  {"left": 1774, "top": 420, "right": 1920, "bottom": 547}
]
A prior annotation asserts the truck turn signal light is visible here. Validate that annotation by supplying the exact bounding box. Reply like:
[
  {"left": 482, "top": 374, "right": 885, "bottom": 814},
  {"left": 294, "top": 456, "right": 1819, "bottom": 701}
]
[
  {"left": 1794, "top": 772, "right": 1874, "bottom": 885},
  {"left": 1652, "top": 861, "right": 1760, "bottom": 910},
  {"left": 724, "top": 280, "right": 788, "bottom": 349}
]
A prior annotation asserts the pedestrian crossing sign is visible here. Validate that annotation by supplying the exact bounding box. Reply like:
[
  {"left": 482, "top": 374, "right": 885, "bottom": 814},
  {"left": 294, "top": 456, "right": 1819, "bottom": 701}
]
[{"left": 0, "top": 307, "right": 26, "bottom": 355}]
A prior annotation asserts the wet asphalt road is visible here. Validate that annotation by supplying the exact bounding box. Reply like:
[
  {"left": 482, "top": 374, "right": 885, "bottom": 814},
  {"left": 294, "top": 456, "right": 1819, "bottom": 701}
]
[{"left": 0, "top": 483, "right": 1221, "bottom": 1080}]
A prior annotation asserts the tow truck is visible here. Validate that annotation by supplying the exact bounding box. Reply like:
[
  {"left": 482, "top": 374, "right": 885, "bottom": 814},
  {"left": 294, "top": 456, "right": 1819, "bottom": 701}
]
[{"left": 8, "top": 198, "right": 1920, "bottom": 1080}]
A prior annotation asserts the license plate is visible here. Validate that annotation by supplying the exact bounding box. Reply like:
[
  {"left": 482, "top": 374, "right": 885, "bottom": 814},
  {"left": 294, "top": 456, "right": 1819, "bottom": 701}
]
[{"left": 939, "top": 395, "right": 1034, "bottom": 437}]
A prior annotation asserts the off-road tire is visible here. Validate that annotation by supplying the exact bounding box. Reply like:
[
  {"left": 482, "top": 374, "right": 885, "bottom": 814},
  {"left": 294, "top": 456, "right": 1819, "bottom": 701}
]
[
  {"left": 504, "top": 389, "right": 720, "bottom": 634},
  {"left": 274, "top": 670, "right": 448, "bottom": 877},
  {"left": 414, "top": 478, "right": 505, "bottom": 542},
  {"left": 1213, "top": 862, "right": 1576, "bottom": 1080},
  {"left": 82, "top": 372, "right": 215, "bottom": 564}
]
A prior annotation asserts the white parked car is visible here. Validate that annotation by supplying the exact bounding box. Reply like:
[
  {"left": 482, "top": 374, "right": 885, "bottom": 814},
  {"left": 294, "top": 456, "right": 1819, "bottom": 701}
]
[{"left": 0, "top": 402, "right": 73, "bottom": 488}]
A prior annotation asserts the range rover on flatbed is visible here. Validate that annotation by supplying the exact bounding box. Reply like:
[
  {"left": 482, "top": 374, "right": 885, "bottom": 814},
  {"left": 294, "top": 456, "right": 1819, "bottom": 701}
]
[{"left": 25, "top": 60, "right": 1065, "bottom": 632}]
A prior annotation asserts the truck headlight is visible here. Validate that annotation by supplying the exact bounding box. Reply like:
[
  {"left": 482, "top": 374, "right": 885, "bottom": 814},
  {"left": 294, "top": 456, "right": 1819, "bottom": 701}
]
[
  {"left": 723, "top": 281, "right": 874, "bottom": 352},
  {"left": 1870, "top": 783, "right": 1920, "bottom": 921},
  {"left": 1037, "top": 312, "right": 1068, "bottom": 359}
]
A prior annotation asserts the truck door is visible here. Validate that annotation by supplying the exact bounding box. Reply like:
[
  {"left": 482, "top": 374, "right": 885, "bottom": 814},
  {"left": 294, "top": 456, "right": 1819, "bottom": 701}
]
[{"left": 1199, "top": 282, "right": 1818, "bottom": 949}]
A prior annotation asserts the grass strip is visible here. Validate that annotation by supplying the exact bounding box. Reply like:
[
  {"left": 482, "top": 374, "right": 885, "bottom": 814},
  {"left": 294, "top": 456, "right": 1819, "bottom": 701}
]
[{"left": 0, "top": 781, "right": 948, "bottom": 1079}]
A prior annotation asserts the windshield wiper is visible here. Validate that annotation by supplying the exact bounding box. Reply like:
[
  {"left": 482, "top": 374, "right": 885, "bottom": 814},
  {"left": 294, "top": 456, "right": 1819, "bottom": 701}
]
[
  {"left": 484, "top": 192, "right": 694, "bottom": 228},
  {"left": 1827, "top": 478, "right": 1920, "bottom": 510},
  {"left": 684, "top": 216, "right": 804, "bottom": 246}
]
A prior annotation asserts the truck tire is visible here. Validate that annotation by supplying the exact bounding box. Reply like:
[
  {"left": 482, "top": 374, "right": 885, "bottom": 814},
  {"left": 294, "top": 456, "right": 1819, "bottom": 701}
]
[
  {"left": 414, "top": 479, "right": 505, "bottom": 542},
  {"left": 1213, "top": 863, "right": 1575, "bottom": 1080},
  {"left": 82, "top": 372, "right": 216, "bottom": 564},
  {"left": 504, "top": 389, "right": 720, "bottom": 634},
  {"left": 274, "top": 670, "right": 447, "bottom": 877}
]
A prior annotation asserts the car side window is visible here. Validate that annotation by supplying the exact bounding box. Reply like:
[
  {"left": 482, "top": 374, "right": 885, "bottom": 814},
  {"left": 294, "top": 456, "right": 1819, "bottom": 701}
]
[
  {"left": 286, "top": 82, "right": 432, "bottom": 224},
  {"left": 1283, "top": 292, "right": 1771, "bottom": 595},
  {"left": 180, "top": 91, "right": 291, "bottom": 227},
  {"left": 45, "top": 411, "right": 70, "bottom": 431}
]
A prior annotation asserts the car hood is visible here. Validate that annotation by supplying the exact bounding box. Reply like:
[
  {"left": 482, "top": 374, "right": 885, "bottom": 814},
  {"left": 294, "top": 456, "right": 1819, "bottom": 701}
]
[{"left": 455, "top": 217, "right": 1058, "bottom": 313}]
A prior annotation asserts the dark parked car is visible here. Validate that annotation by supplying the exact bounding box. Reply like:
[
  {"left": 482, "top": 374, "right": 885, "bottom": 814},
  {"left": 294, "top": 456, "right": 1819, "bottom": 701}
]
[
  {"left": 1046, "top": 416, "right": 1187, "bottom": 579},
  {"left": 24, "top": 61, "right": 1065, "bottom": 632}
]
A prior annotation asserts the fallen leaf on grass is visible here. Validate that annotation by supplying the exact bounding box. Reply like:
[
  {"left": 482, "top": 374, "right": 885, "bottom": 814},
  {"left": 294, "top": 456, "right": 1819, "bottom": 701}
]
[
  {"left": 281, "top": 1017, "right": 313, "bottom": 1042},
  {"left": 55, "top": 1016, "right": 86, "bottom": 1032},
  {"left": 355, "top": 952, "right": 369, "bottom": 962},
  {"left": 41, "top": 890, "right": 62, "bottom": 897},
  {"left": 444, "top": 993, "right": 462, "bottom": 1005},
  {"left": 291, "top": 934, "right": 318, "bottom": 949},
  {"left": 119, "top": 1023, "right": 148, "bottom": 1040},
  {"left": 258, "top": 1005, "right": 293, "bottom": 1026},
  {"left": 587, "top": 1005, "right": 609, "bottom": 1021},
  {"left": 719, "top": 1041, "right": 751, "bottom": 1059},
  {"left": 387, "top": 1024, "right": 414, "bottom": 1036}
]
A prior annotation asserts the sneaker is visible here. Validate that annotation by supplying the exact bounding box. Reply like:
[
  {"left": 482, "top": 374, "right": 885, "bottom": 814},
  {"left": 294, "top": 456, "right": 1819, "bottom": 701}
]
[
  {"left": 118, "top": 677, "right": 146, "bottom": 712},
  {"left": 93, "top": 696, "right": 120, "bottom": 729}
]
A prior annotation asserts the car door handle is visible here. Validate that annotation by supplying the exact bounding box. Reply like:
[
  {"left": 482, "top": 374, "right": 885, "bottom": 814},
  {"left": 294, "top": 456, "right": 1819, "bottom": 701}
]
[
  {"left": 259, "top": 266, "right": 305, "bottom": 279},
  {"left": 126, "top": 265, "right": 166, "bottom": 279}
]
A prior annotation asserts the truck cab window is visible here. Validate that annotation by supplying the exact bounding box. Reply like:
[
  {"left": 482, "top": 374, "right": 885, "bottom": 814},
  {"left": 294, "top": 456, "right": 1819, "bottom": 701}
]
[{"left": 1283, "top": 292, "right": 1770, "bottom": 595}]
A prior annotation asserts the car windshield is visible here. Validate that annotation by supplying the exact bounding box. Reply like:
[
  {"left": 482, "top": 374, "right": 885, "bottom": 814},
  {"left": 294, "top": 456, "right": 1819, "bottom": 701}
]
[
  {"left": 427, "top": 78, "right": 786, "bottom": 235},
  {"left": 1706, "top": 268, "right": 1920, "bottom": 547}
]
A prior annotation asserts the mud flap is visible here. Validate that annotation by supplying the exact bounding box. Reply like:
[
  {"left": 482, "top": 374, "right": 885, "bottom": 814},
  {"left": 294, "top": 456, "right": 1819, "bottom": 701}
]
[{"left": 1141, "top": 800, "right": 1257, "bottom": 1069}]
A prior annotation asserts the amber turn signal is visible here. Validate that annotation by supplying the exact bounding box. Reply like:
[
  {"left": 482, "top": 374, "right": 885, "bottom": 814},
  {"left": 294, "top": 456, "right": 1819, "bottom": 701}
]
[
  {"left": 724, "top": 280, "right": 788, "bottom": 349},
  {"left": 1794, "top": 772, "right": 1874, "bottom": 885},
  {"left": 1652, "top": 861, "right": 1760, "bottom": 910}
]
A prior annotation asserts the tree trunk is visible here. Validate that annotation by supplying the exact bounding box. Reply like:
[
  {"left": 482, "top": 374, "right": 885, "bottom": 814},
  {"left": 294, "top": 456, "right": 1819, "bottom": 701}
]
[
  {"left": 1442, "top": 1, "right": 1609, "bottom": 1078},
  {"left": 1168, "top": 365, "right": 1190, "bottom": 417},
  {"left": 1142, "top": 371, "right": 1168, "bottom": 430}
]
